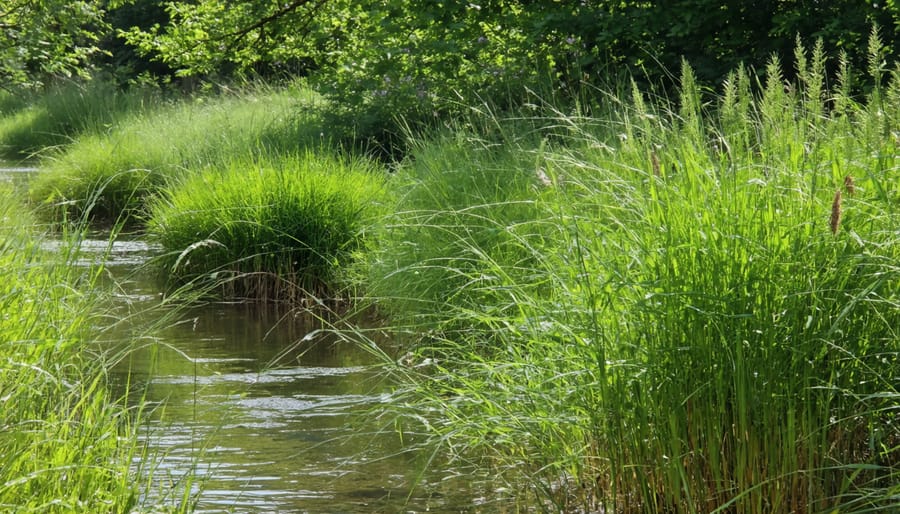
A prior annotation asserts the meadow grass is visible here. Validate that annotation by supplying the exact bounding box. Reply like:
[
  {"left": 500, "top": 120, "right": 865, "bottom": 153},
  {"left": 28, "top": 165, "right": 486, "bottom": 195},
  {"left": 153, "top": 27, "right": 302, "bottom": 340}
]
[
  {"left": 0, "top": 188, "right": 193, "bottom": 512},
  {"left": 26, "top": 83, "right": 327, "bottom": 223},
  {"left": 364, "top": 38, "right": 900, "bottom": 512},
  {"left": 363, "top": 127, "right": 556, "bottom": 336},
  {"left": 0, "top": 79, "right": 161, "bottom": 162},
  {"left": 146, "top": 151, "right": 387, "bottom": 302}
]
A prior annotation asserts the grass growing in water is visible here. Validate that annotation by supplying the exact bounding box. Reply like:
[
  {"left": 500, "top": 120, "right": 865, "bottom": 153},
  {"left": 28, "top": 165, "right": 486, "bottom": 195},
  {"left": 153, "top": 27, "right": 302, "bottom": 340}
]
[
  {"left": 368, "top": 39, "right": 900, "bottom": 512},
  {"left": 147, "top": 151, "right": 387, "bottom": 302},
  {"left": 0, "top": 188, "right": 189, "bottom": 512}
]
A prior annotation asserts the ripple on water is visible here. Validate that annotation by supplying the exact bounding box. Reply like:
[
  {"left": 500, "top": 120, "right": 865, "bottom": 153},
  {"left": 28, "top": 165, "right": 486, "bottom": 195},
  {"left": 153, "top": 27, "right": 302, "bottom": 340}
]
[
  {"left": 40, "top": 238, "right": 161, "bottom": 267},
  {"left": 150, "top": 365, "right": 372, "bottom": 386}
]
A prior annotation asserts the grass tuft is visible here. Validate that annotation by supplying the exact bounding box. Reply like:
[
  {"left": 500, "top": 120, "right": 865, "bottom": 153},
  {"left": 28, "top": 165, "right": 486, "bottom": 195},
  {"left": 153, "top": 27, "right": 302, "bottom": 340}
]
[
  {"left": 26, "top": 83, "right": 327, "bottom": 224},
  {"left": 0, "top": 79, "right": 162, "bottom": 161},
  {"left": 147, "top": 151, "right": 387, "bottom": 302}
]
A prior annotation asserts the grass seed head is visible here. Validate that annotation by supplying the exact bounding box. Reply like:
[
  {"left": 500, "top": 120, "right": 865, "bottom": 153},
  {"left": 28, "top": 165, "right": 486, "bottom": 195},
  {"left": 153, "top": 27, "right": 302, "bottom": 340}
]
[
  {"left": 830, "top": 188, "right": 843, "bottom": 235},
  {"left": 535, "top": 166, "right": 552, "bottom": 187},
  {"left": 843, "top": 175, "right": 855, "bottom": 196}
]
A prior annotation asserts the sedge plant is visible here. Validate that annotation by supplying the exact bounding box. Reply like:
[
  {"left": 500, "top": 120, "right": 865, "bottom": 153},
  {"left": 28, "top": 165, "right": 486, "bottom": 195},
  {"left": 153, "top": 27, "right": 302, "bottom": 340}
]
[
  {"left": 147, "top": 150, "right": 387, "bottom": 303},
  {"left": 369, "top": 34, "right": 899, "bottom": 513}
]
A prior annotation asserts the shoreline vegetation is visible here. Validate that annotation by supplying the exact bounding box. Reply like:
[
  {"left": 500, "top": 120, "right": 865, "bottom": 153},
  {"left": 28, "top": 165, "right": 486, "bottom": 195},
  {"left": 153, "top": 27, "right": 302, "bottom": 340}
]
[
  {"left": 2, "top": 33, "right": 898, "bottom": 513},
  {"left": 0, "top": 189, "right": 192, "bottom": 512}
]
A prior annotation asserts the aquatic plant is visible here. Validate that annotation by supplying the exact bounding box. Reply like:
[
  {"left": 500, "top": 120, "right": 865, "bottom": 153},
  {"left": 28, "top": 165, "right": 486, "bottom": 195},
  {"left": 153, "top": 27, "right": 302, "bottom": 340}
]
[
  {"left": 368, "top": 35, "right": 900, "bottom": 512},
  {"left": 147, "top": 151, "right": 387, "bottom": 302}
]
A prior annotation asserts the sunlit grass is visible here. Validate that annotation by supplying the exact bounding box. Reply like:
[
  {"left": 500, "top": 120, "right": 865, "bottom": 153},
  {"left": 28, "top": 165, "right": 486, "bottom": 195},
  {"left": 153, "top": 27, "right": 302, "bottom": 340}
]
[
  {"left": 0, "top": 188, "right": 193, "bottom": 512},
  {"left": 0, "top": 79, "right": 161, "bottom": 162},
  {"left": 27, "top": 83, "right": 327, "bottom": 223},
  {"left": 365, "top": 36, "right": 900, "bottom": 513},
  {"left": 147, "top": 151, "right": 387, "bottom": 302}
]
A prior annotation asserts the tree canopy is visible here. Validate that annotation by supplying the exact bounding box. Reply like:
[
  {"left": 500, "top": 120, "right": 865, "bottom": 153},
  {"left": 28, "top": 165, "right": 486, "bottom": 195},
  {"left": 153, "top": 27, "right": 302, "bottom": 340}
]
[
  {"left": 0, "top": 0, "right": 109, "bottom": 88},
  {"left": 117, "top": 1, "right": 899, "bottom": 80},
  {"left": 3, "top": 0, "right": 899, "bottom": 117}
]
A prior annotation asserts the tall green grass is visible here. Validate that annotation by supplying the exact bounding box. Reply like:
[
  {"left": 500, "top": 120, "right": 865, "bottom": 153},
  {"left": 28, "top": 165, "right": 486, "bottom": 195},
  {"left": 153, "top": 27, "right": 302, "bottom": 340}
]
[
  {"left": 0, "top": 79, "right": 162, "bottom": 161},
  {"left": 0, "top": 188, "right": 189, "bottom": 512},
  {"left": 366, "top": 36, "right": 900, "bottom": 512},
  {"left": 27, "top": 83, "right": 326, "bottom": 223},
  {"left": 147, "top": 151, "right": 387, "bottom": 302},
  {"left": 364, "top": 128, "right": 553, "bottom": 336}
]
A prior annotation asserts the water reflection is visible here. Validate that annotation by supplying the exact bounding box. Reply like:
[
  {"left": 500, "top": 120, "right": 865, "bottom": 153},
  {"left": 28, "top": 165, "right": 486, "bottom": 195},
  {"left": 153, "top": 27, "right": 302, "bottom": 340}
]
[
  {"left": 0, "top": 165, "right": 36, "bottom": 179},
  {"left": 116, "top": 303, "right": 484, "bottom": 513},
  {"left": 87, "top": 239, "right": 489, "bottom": 513},
  {"left": 0, "top": 163, "right": 500, "bottom": 512}
]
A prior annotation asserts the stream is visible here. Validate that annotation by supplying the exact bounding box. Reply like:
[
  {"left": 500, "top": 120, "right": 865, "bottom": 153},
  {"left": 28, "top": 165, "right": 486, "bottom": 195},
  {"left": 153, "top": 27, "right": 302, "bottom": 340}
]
[{"left": 3, "top": 166, "right": 502, "bottom": 513}]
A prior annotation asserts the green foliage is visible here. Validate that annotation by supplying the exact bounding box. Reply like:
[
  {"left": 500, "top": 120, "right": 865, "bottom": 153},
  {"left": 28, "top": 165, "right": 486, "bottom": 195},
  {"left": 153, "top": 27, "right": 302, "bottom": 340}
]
[
  {"left": 118, "top": 0, "right": 333, "bottom": 77},
  {"left": 147, "top": 151, "right": 387, "bottom": 301},
  {"left": 113, "top": 0, "right": 899, "bottom": 157},
  {"left": 365, "top": 126, "right": 556, "bottom": 337},
  {"left": 26, "top": 83, "right": 325, "bottom": 223},
  {"left": 370, "top": 53, "right": 900, "bottom": 512},
  {"left": 0, "top": 190, "right": 142, "bottom": 512},
  {"left": 100, "top": 0, "right": 176, "bottom": 83},
  {"left": 0, "top": 78, "right": 162, "bottom": 160},
  {"left": 0, "top": 0, "right": 110, "bottom": 88}
]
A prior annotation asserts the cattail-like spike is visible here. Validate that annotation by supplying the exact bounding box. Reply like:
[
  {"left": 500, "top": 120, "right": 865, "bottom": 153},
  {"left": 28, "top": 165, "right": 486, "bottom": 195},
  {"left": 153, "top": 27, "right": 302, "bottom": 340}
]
[
  {"left": 843, "top": 175, "right": 855, "bottom": 196},
  {"left": 651, "top": 152, "right": 661, "bottom": 178},
  {"left": 830, "top": 188, "right": 842, "bottom": 235}
]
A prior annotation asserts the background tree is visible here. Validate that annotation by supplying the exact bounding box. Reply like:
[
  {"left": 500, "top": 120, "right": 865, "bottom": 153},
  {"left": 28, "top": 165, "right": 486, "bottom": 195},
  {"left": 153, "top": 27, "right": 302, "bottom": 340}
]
[
  {"left": 0, "top": 0, "right": 110, "bottom": 88},
  {"left": 15, "top": 0, "right": 895, "bottom": 146},
  {"left": 120, "top": 0, "right": 334, "bottom": 78},
  {"left": 120, "top": 1, "right": 899, "bottom": 93},
  {"left": 99, "top": 0, "right": 176, "bottom": 85}
]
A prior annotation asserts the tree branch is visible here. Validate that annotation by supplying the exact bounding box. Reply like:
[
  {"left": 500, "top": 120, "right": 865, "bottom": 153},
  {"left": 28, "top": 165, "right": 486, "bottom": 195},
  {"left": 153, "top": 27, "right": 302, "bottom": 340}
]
[{"left": 224, "top": 0, "right": 324, "bottom": 46}]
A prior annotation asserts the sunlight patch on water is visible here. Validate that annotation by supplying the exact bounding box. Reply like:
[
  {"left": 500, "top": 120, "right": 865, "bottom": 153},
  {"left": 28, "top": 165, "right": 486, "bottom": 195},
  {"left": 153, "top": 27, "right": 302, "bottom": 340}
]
[
  {"left": 150, "top": 366, "right": 371, "bottom": 386},
  {"left": 40, "top": 237, "right": 160, "bottom": 267}
]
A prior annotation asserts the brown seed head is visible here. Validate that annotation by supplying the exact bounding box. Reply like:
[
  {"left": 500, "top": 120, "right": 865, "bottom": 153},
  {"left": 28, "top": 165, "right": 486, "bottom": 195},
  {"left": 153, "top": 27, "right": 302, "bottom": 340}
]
[
  {"left": 843, "top": 175, "right": 855, "bottom": 196},
  {"left": 830, "top": 189, "right": 842, "bottom": 235},
  {"left": 651, "top": 152, "right": 661, "bottom": 178}
]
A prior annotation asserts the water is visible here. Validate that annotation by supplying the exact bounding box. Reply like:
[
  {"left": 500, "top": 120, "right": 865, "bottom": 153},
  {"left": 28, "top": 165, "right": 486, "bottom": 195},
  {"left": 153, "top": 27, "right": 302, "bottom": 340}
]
[
  {"left": 1, "top": 166, "right": 501, "bottom": 513},
  {"left": 89, "top": 237, "right": 493, "bottom": 513},
  {"left": 117, "top": 306, "right": 478, "bottom": 513}
]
